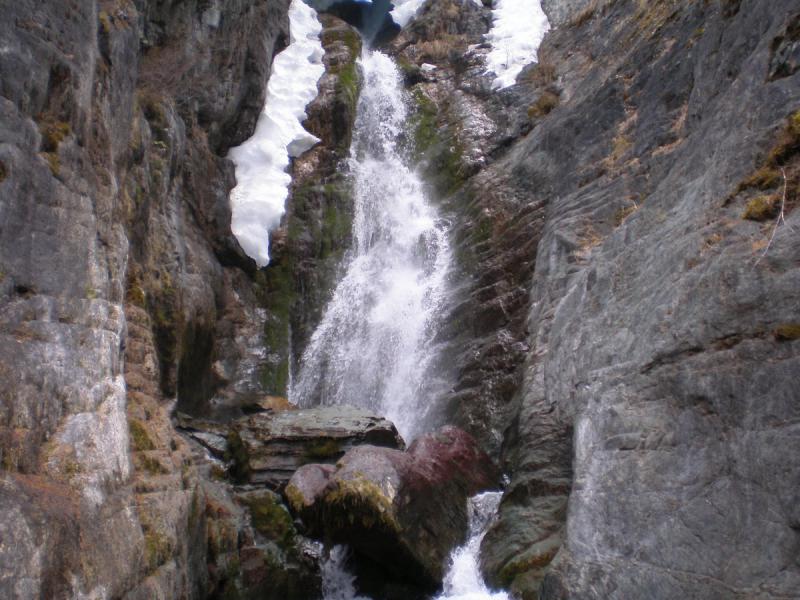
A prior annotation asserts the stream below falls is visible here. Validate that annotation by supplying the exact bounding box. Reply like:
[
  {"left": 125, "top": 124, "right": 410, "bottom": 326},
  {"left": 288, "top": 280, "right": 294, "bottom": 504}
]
[{"left": 288, "top": 48, "right": 508, "bottom": 600}]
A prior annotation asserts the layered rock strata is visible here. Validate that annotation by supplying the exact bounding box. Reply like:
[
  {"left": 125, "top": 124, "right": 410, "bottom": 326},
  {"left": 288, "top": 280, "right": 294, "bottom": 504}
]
[{"left": 178, "top": 405, "right": 405, "bottom": 489}]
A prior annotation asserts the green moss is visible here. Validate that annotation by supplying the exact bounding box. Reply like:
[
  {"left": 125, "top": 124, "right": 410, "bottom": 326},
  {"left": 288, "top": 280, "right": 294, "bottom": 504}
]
[
  {"left": 210, "top": 464, "right": 228, "bottom": 481},
  {"left": 242, "top": 493, "right": 297, "bottom": 550},
  {"left": 774, "top": 323, "right": 800, "bottom": 341},
  {"left": 324, "top": 476, "right": 400, "bottom": 533},
  {"left": 126, "top": 283, "right": 146, "bottom": 307},
  {"left": 284, "top": 483, "right": 306, "bottom": 514},
  {"left": 144, "top": 530, "right": 171, "bottom": 572},
  {"left": 304, "top": 438, "right": 342, "bottom": 460},
  {"left": 409, "top": 88, "right": 438, "bottom": 160},
  {"left": 98, "top": 10, "right": 113, "bottom": 33},
  {"left": 335, "top": 62, "right": 362, "bottom": 122},
  {"left": 742, "top": 194, "right": 781, "bottom": 221},
  {"left": 610, "top": 134, "right": 633, "bottom": 163},
  {"left": 497, "top": 545, "right": 560, "bottom": 587},
  {"left": 224, "top": 430, "right": 251, "bottom": 485},
  {"left": 129, "top": 419, "right": 155, "bottom": 451},
  {"left": 322, "top": 26, "right": 362, "bottom": 61}
]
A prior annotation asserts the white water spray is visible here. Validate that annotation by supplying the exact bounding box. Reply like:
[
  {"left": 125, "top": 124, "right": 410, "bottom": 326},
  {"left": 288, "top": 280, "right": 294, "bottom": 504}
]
[
  {"left": 289, "top": 51, "right": 452, "bottom": 441},
  {"left": 436, "top": 492, "right": 509, "bottom": 600}
]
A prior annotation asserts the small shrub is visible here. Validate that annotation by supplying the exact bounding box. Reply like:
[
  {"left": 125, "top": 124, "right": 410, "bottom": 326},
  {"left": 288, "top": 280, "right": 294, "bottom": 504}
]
[
  {"left": 224, "top": 430, "right": 250, "bottom": 484},
  {"left": 742, "top": 194, "right": 781, "bottom": 221},
  {"left": 738, "top": 166, "right": 781, "bottom": 192},
  {"left": 528, "top": 91, "right": 560, "bottom": 119}
]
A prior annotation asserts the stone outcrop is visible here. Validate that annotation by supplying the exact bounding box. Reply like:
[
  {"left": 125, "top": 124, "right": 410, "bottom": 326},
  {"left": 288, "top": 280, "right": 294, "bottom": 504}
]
[
  {"left": 178, "top": 405, "right": 405, "bottom": 489},
  {"left": 287, "top": 426, "right": 498, "bottom": 597},
  {"left": 0, "top": 1, "right": 364, "bottom": 598},
  {"left": 388, "top": 0, "right": 800, "bottom": 598}
]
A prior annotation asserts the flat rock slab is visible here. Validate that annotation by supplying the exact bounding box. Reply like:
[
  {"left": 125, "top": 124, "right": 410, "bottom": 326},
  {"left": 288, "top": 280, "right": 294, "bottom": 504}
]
[{"left": 176, "top": 406, "right": 404, "bottom": 489}]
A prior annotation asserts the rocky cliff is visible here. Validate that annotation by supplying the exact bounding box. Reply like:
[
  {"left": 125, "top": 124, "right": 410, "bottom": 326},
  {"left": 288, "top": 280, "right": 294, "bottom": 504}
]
[
  {"left": 1, "top": 0, "right": 799, "bottom": 599},
  {"left": 0, "top": 1, "right": 363, "bottom": 597},
  {"left": 385, "top": 0, "right": 800, "bottom": 598}
]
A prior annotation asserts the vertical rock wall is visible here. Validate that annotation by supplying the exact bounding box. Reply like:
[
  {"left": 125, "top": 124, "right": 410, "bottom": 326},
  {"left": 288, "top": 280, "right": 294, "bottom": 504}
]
[{"left": 0, "top": 0, "right": 294, "bottom": 597}]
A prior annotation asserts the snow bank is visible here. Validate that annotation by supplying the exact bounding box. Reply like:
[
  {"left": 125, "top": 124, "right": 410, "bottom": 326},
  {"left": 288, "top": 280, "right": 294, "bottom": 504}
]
[
  {"left": 228, "top": 0, "right": 325, "bottom": 267},
  {"left": 485, "top": 0, "right": 550, "bottom": 89},
  {"left": 390, "top": 0, "right": 427, "bottom": 27}
]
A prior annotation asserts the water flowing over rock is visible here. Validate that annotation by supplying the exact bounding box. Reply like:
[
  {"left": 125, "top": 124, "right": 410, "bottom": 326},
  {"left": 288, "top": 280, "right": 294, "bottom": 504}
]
[
  {"left": 290, "top": 49, "right": 454, "bottom": 441},
  {"left": 3, "top": 0, "right": 800, "bottom": 598},
  {"left": 287, "top": 426, "right": 499, "bottom": 596}
]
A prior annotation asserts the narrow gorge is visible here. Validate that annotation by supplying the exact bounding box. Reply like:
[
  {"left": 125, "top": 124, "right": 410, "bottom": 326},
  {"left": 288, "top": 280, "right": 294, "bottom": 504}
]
[{"left": 1, "top": 1, "right": 798, "bottom": 600}]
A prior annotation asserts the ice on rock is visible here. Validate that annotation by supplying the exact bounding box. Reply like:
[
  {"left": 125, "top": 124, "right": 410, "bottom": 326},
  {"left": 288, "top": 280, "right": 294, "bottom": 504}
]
[
  {"left": 485, "top": 0, "right": 550, "bottom": 89},
  {"left": 228, "top": 0, "right": 325, "bottom": 267},
  {"left": 390, "top": 0, "right": 427, "bottom": 27}
]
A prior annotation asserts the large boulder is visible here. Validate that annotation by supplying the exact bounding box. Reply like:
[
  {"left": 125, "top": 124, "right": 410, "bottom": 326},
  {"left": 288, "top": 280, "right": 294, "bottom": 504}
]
[
  {"left": 177, "top": 405, "right": 404, "bottom": 489},
  {"left": 286, "top": 426, "right": 498, "bottom": 594}
]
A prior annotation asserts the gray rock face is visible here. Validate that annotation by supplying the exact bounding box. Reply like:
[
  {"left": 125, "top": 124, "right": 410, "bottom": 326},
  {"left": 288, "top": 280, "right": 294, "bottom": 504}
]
[
  {"left": 179, "top": 405, "right": 405, "bottom": 488},
  {"left": 0, "top": 0, "right": 296, "bottom": 597},
  {"left": 391, "top": 0, "right": 800, "bottom": 598},
  {"left": 475, "top": 1, "right": 800, "bottom": 598}
]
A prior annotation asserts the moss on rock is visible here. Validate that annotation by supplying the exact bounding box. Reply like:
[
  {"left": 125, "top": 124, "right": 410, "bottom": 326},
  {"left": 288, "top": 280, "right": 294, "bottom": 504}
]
[
  {"left": 224, "top": 430, "right": 251, "bottom": 484},
  {"left": 144, "top": 530, "right": 171, "bottom": 572},
  {"left": 774, "top": 323, "right": 800, "bottom": 341},
  {"left": 241, "top": 492, "right": 297, "bottom": 550},
  {"left": 129, "top": 419, "right": 155, "bottom": 451}
]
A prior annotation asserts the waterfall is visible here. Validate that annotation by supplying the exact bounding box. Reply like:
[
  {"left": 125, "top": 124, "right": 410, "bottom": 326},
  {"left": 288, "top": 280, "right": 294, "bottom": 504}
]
[
  {"left": 292, "top": 39, "right": 504, "bottom": 600},
  {"left": 289, "top": 50, "right": 453, "bottom": 441},
  {"left": 435, "top": 492, "right": 509, "bottom": 600}
]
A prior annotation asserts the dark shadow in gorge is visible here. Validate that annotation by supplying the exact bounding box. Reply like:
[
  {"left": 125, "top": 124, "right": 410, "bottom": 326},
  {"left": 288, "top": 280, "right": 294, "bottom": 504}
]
[{"left": 309, "top": 0, "right": 400, "bottom": 46}]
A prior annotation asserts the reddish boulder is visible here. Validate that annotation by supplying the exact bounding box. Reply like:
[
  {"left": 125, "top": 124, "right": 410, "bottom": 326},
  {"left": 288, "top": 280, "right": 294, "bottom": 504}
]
[{"left": 286, "top": 426, "right": 498, "bottom": 593}]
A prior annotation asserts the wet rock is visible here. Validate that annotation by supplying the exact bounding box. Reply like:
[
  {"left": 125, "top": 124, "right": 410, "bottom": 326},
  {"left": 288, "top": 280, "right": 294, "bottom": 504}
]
[
  {"left": 287, "top": 426, "right": 498, "bottom": 594},
  {"left": 256, "top": 15, "right": 364, "bottom": 396},
  {"left": 179, "top": 406, "right": 404, "bottom": 489}
]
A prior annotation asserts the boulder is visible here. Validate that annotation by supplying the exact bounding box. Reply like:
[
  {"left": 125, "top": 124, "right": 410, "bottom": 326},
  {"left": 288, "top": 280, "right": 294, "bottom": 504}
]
[
  {"left": 286, "top": 426, "right": 498, "bottom": 593},
  {"left": 177, "top": 406, "right": 404, "bottom": 489}
]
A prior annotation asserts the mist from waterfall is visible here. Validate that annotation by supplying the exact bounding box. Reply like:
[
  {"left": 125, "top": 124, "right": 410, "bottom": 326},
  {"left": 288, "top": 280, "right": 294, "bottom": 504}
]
[{"left": 289, "top": 50, "right": 453, "bottom": 441}]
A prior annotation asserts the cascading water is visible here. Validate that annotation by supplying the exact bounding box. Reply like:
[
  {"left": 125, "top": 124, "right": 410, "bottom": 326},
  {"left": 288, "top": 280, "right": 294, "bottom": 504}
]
[
  {"left": 289, "top": 50, "right": 453, "bottom": 441},
  {"left": 292, "top": 46, "right": 506, "bottom": 600},
  {"left": 435, "top": 492, "right": 509, "bottom": 600}
]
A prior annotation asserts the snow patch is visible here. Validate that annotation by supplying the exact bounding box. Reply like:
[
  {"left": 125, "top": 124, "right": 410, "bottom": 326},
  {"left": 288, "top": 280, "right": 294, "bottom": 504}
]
[
  {"left": 229, "top": 0, "right": 325, "bottom": 267},
  {"left": 390, "top": 0, "right": 427, "bottom": 27},
  {"left": 485, "top": 0, "right": 550, "bottom": 89}
]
